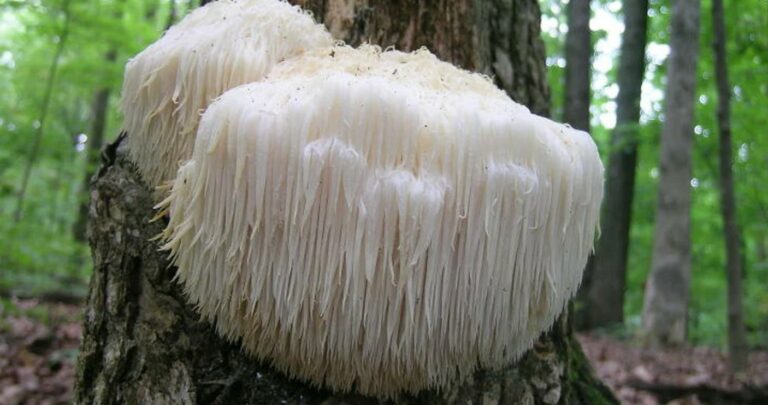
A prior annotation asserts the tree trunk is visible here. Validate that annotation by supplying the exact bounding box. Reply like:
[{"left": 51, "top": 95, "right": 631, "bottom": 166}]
[
  {"left": 74, "top": 1, "right": 615, "bottom": 403},
  {"left": 561, "top": 0, "right": 592, "bottom": 330},
  {"left": 642, "top": 0, "right": 701, "bottom": 347},
  {"left": 585, "top": 0, "right": 649, "bottom": 329},
  {"left": 711, "top": 0, "right": 748, "bottom": 372},
  {"left": 293, "top": 0, "right": 550, "bottom": 116},
  {"left": 74, "top": 50, "right": 117, "bottom": 242},
  {"left": 167, "top": 0, "right": 177, "bottom": 29},
  {"left": 562, "top": 0, "right": 591, "bottom": 132}
]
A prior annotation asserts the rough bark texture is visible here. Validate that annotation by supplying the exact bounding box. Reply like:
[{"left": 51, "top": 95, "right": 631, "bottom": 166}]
[
  {"left": 294, "top": 0, "right": 550, "bottom": 116},
  {"left": 584, "top": 0, "right": 649, "bottom": 329},
  {"left": 642, "top": 0, "right": 701, "bottom": 347},
  {"left": 74, "top": 1, "right": 615, "bottom": 403},
  {"left": 712, "top": 0, "right": 748, "bottom": 372}
]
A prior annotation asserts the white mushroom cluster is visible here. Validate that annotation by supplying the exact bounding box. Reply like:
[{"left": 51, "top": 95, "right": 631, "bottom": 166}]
[
  {"left": 159, "top": 44, "right": 604, "bottom": 396},
  {"left": 121, "top": 0, "right": 333, "bottom": 189}
]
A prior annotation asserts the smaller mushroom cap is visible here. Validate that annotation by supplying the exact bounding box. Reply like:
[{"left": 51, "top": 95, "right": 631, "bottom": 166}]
[
  {"left": 121, "top": 0, "right": 333, "bottom": 190},
  {"left": 162, "top": 45, "right": 604, "bottom": 397}
]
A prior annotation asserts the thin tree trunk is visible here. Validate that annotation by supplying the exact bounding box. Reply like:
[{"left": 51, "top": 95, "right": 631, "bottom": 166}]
[
  {"left": 586, "top": 0, "right": 649, "bottom": 329},
  {"left": 712, "top": 0, "right": 748, "bottom": 372},
  {"left": 74, "top": 51, "right": 117, "bottom": 242},
  {"left": 561, "top": 0, "right": 592, "bottom": 330},
  {"left": 14, "top": 0, "right": 71, "bottom": 223},
  {"left": 563, "top": 0, "right": 591, "bottom": 132},
  {"left": 642, "top": 0, "right": 701, "bottom": 347},
  {"left": 167, "top": 0, "right": 177, "bottom": 29},
  {"left": 74, "top": 1, "right": 614, "bottom": 403}
]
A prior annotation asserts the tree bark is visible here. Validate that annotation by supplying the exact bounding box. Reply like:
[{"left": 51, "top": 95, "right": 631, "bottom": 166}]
[
  {"left": 642, "top": 0, "right": 701, "bottom": 347},
  {"left": 711, "top": 0, "right": 748, "bottom": 372},
  {"left": 585, "top": 0, "right": 649, "bottom": 329},
  {"left": 74, "top": 1, "right": 615, "bottom": 403},
  {"left": 293, "top": 0, "right": 550, "bottom": 116}
]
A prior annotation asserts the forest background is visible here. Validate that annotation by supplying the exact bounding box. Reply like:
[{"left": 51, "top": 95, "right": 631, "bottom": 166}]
[{"left": 0, "top": 0, "right": 766, "bottom": 399}]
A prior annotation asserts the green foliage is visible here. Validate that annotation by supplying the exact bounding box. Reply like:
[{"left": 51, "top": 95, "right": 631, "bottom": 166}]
[
  {"left": 544, "top": 0, "right": 768, "bottom": 347},
  {"left": 0, "top": 0, "right": 184, "bottom": 297}
]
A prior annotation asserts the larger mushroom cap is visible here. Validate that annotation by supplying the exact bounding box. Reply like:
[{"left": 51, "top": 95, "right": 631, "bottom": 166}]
[
  {"left": 162, "top": 45, "right": 604, "bottom": 397},
  {"left": 121, "top": 0, "right": 333, "bottom": 190}
]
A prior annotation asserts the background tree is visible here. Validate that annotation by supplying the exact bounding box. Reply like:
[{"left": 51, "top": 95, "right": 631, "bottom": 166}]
[
  {"left": 711, "top": 0, "right": 748, "bottom": 372},
  {"left": 563, "top": 0, "right": 591, "bottom": 132},
  {"left": 73, "top": 47, "right": 117, "bottom": 242},
  {"left": 561, "top": 0, "right": 592, "bottom": 330},
  {"left": 642, "top": 0, "right": 701, "bottom": 347},
  {"left": 584, "top": 0, "right": 649, "bottom": 329},
  {"left": 0, "top": 0, "right": 178, "bottom": 300},
  {"left": 72, "top": 0, "right": 614, "bottom": 403},
  {"left": 14, "top": 0, "right": 71, "bottom": 223}
]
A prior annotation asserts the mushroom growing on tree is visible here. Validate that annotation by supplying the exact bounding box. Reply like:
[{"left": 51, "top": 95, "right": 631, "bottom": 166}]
[
  {"left": 160, "top": 45, "right": 604, "bottom": 397},
  {"left": 120, "top": 0, "right": 333, "bottom": 190}
]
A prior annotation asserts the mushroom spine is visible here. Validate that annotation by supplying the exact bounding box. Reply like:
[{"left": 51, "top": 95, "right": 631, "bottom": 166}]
[
  {"left": 160, "top": 45, "right": 604, "bottom": 397},
  {"left": 120, "top": 0, "right": 333, "bottom": 190}
]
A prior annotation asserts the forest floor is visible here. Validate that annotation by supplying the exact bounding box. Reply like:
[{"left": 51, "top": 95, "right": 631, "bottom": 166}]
[
  {"left": 578, "top": 333, "right": 768, "bottom": 404},
  {"left": 1, "top": 299, "right": 767, "bottom": 404},
  {"left": 0, "top": 299, "right": 80, "bottom": 404}
]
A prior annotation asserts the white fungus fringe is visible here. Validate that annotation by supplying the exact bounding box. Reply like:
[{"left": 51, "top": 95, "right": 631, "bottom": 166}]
[
  {"left": 121, "top": 0, "right": 333, "bottom": 191},
  {"left": 160, "top": 46, "right": 604, "bottom": 397}
]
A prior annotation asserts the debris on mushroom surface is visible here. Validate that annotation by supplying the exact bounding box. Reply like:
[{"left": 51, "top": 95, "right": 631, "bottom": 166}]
[
  {"left": 160, "top": 45, "right": 605, "bottom": 397},
  {"left": 121, "top": 0, "right": 333, "bottom": 190}
]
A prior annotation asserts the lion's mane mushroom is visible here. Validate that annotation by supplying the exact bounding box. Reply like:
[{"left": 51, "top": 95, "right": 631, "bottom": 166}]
[
  {"left": 121, "top": 0, "right": 333, "bottom": 190},
  {"left": 160, "top": 45, "right": 604, "bottom": 397}
]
